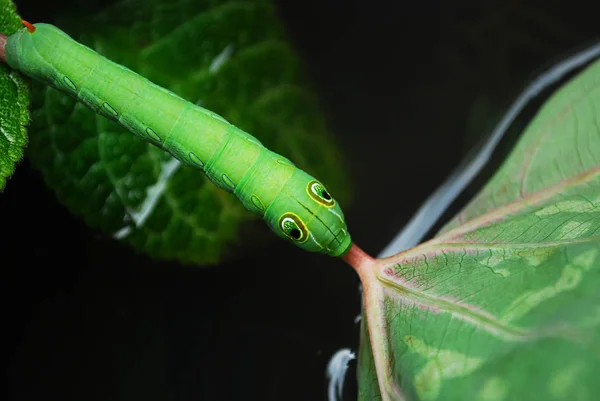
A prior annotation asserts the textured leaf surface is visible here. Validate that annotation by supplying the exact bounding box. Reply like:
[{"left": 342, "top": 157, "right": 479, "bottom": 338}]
[
  {"left": 0, "top": 0, "right": 29, "bottom": 191},
  {"left": 27, "top": 0, "right": 349, "bottom": 264},
  {"left": 357, "top": 55, "right": 600, "bottom": 400}
]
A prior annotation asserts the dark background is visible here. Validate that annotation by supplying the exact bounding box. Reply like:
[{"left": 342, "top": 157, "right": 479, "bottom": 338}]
[{"left": 3, "top": 0, "right": 600, "bottom": 400}]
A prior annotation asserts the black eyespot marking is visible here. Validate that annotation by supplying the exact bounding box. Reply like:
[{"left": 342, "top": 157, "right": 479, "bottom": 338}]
[
  {"left": 290, "top": 228, "right": 301, "bottom": 240},
  {"left": 307, "top": 180, "right": 335, "bottom": 207}
]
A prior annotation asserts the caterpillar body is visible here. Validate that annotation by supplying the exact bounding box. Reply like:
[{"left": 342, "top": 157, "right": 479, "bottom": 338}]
[{"left": 5, "top": 22, "right": 351, "bottom": 257}]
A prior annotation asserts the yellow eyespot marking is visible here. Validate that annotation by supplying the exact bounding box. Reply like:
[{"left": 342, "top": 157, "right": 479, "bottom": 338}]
[
  {"left": 189, "top": 152, "right": 204, "bottom": 168},
  {"left": 279, "top": 212, "right": 308, "bottom": 243},
  {"left": 146, "top": 127, "right": 161, "bottom": 142},
  {"left": 250, "top": 194, "right": 265, "bottom": 211},
  {"left": 63, "top": 76, "right": 77, "bottom": 92},
  {"left": 307, "top": 180, "right": 335, "bottom": 207},
  {"left": 102, "top": 102, "right": 118, "bottom": 117}
]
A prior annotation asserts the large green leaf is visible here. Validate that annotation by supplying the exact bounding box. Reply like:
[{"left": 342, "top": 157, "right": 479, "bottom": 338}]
[
  {"left": 26, "top": 0, "right": 349, "bottom": 265},
  {"left": 0, "top": 0, "right": 29, "bottom": 191},
  {"left": 357, "top": 51, "right": 600, "bottom": 399}
]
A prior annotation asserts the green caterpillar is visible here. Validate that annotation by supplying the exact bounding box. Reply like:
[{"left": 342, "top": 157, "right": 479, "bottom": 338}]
[{"left": 4, "top": 21, "right": 352, "bottom": 257}]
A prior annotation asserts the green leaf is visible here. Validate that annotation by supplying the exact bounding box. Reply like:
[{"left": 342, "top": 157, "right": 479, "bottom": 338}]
[
  {"left": 27, "top": 0, "right": 349, "bottom": 265},
  {"left": 358, "top": 53, "right": 600, "bottom": 399},
  {"left": 0, "top": 0, "right": 30, "bottom": 191}
]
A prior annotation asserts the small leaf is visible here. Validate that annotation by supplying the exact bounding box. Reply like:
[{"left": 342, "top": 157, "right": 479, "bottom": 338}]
[
  {"left": 0, "top": 0, "right": 30, "bottom": 191},
  {"left": 358, "top": 52, "right": 600, "bottom": 399},
  {"left": 27, "top": 0, "right": 349, "bottom": 265}
]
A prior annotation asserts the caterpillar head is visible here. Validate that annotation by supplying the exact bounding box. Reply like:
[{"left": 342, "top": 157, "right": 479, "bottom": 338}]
[{"left": 265, "top": 169, "right": 351, "bottom": 257}]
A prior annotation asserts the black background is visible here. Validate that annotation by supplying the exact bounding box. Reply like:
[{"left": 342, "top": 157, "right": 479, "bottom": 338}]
[{"left": 3, "top": 1, "right": 600, "bottom": 400}]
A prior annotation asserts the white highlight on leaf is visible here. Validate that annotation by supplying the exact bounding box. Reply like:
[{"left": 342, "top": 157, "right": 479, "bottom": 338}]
[
  {"left": 559, "top": 220, "right": 592, "bottom": 239},
  {"left": 534, "top": 204, "right": 561, "bottom": 217},
  {"left": 113, "top": 157, "right": 181, "bottom": 238},
  {"left": 113, "top": 226, "right": 132, "bottom": 239},
  {"left": 502, "top": 248, "right": 598, "bottom": 322},
  {"left": 478, "top": 376, "right": 508, "bottom": 401},
  {"left": 131, "top": 158, "right": 181, "bottom": 226},
  {"left": 548, "top": 362, "right": 584, "bottom": 399},
  {"left": 378, "top": 40, "right": 600, "bottom": 258},
  {"left": 409, "top": 336, "right": 482, "bottom": 401},
  {"left": 326, "top": 348, "right": 355, "bottom": 401},
  {"left": 536, "top": 200, "right": 594, "bottom": 217},
  {"left": 0, "top": 125, "right": 15, "bottom": 143},
  {"left": 209, "top": 44, "right": 234, "bottom": 74}
]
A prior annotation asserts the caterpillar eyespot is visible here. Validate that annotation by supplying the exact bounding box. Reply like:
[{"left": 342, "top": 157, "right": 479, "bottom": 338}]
[
  {"left": 279, "top": 213, "right": 308, "bottom": 243},
  {"left": 3, "top": 22, "right": 352, "bottom": 258},
  {"left": 307, "top": 180, "right": 335, "bottom": 207}
]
